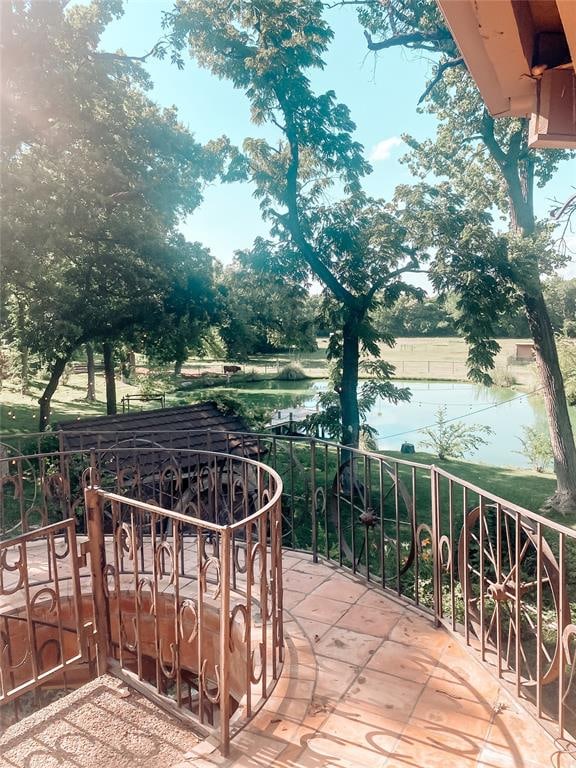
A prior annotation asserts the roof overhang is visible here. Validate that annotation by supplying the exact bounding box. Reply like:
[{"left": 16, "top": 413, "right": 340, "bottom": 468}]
[{"left": 436, "top": 0, "right": 576, "bottom": 148}]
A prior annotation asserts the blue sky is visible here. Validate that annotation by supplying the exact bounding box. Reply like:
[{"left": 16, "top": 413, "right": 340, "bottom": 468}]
[{"left": 100, "top": 1, "right": 576, "bottom": 282}]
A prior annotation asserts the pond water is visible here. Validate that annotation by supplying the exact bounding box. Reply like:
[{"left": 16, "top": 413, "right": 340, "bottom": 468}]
[{"left": 195, "top": 378, "right": 558, "bottom": 469}]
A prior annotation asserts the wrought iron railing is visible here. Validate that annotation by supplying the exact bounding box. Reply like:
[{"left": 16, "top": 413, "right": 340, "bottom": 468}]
[
  {"left": 0, "top": 445, "right": 283, "bottom": 756},
  {"left": 0, "top": 519, "right": 89, "bottom": 716},
  {"left": 1, "top": 430, "right": 575, "bottom": 745}
]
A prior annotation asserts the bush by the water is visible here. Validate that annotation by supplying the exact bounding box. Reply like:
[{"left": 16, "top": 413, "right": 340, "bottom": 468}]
[
  {"left": 276, "top": 362, "right": 307, "bottom": 381},
  {"left": 492, "top": 367, "right": 517, "bottom": 388}
]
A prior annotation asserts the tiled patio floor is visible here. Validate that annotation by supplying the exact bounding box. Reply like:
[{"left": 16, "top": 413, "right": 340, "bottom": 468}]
[
  {"left": 1, "top": 548, "right": 569, "bottom": 768},
  {"left": 186, "top": 551, "right": 565, "bottom": 768}
]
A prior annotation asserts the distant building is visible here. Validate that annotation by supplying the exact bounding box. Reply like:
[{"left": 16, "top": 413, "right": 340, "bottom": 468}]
[{"left": 515, "top": 343, "right": 535, "bottom": 362}]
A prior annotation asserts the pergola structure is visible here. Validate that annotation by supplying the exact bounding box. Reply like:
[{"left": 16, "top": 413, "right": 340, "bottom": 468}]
[{"left": 437, "top": 0, "right": 576, "bottom": 147}]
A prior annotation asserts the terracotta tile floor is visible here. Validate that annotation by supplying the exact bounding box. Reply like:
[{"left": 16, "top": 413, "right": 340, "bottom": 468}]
[
  {"left": 2, "top": 547, "right": 570, "bottom": 768},
  {"left": 188, "top": 552, "right": 566, "bottom": 768}
]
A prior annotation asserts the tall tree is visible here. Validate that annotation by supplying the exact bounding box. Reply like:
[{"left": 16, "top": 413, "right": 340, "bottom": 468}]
[
  {"left": 1, "top": 0, "right": 225, "bottom": 430},
  {"left": 352, "top": 0, "right": 576, "bottom": 510},
  {"left": 167, "top": 0, "right": 421, "bottom": 447}
]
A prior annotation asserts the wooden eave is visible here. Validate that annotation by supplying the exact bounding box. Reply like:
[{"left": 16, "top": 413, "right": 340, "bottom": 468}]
[{"left": 436, "top": 0, "right": 576, "bottom": 118}]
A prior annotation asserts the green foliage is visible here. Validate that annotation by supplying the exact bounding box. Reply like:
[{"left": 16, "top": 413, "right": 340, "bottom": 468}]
[
  {"left": 373, "top": 292, "right": 528, "bottom": 339},
  {"left": 557, "top": 337, "right": 576, "bottom": 405},
  {"left": 304, "top": 361, "right": 411, "bottom": 443},
  {"left": 199, "top": 394, "right": 269, "bottom": 432},
  {"left": 276, "top": 362, "right": 307, "bottom": 381},
  {"left": 218, "top": 247, "right": 317, "bottom": 358},
  {"left": 516, "top": 426, "right": 553, "bottom": 473},
  {"left": 2, "top": 0, "right": 226, "bottom": 427},
  {"left": 0, "top": 344, "right": 20, "bottom": 389},
  {"left": 491, "top": 368, "right": 517, "bottom": 388},
  {"left": 137, "top": 372, "right": 172, "bottom": 398},
  {"left": 166, "top": 1, "right": 425, "bottom": 447},
  {"left": 419, "top": 405, "right": 493, "bottom": 460},
  {"left": 543, "top": 277, "right": 576, "bottom": 334}
]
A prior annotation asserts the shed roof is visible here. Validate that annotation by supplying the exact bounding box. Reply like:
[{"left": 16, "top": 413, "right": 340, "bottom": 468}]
[{"left": 57, "top": 402, "right": 257, "bottom": 458}]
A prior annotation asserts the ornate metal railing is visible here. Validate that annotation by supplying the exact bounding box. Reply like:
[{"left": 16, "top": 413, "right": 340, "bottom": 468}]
[
  {"left": 0, "top": 445, "right": 283, "bottom": 756},
  {"left": 1, "top": 430, "right": 575, "bottom": 744},
  {"left": 0, "top": 519, "right": 89, "bottom": 717}
]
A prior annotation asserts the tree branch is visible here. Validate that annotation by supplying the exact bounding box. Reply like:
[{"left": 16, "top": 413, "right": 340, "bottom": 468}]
[
  {"left": 323, "top": 0, "right": 381, "bottom": 8},
  {"left": 364, "top": 28, "right": 451, "bottom": 53},
  {"left": 418, "top": 57, "right": 464, "bottom": 104},
  {"left": 272, "top": 85, "right": 357, "bottom": 307},
  {"left": 95, "top": 40, "right": 168, "bottom": 64},
  {"left": 551, "top": 192, "right": 576, "bottom": 220},
  {"left": 480, "top": 109, "right": 508, "bottom": 170}
]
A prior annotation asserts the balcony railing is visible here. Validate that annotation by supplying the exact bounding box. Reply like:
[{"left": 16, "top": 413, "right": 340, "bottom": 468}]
[
  {"left": 1, "top": 430, "right": 575, "bottom": 746},
  {"left": 0, "top": 445, "right": 283, "bottom": 756}
]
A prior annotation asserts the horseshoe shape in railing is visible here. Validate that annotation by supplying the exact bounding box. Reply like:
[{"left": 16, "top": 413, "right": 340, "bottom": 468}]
[
  {"left": 0, "top": 544, "right": 24, "bottom": 595},
  {"left": 0, "top": 629, "right": 30, "bottom": 672},
  {"left": 562, "top": 624, "right": 576, "bottom": 702},
  {"left": 159, "top": 638, "right": 176, "bottom": 679},
  {"left": 30, "top": 587, "right": 58, "bottom": 616},
  {"left": 250, "top": 642, "right": 265, "bottom": 685},
  {"left": 200, "top": 658, "right": 221, "bottom": 704},
  {"left": 136, "top": 576, "right": 156, "bottom": 614},
  {"left": 154, "top": 541, "right": 176, "bottom": 586},
  {"left": 229, "top": 603, "right": 248, "bottom": 652},
  {"left": 200, "top": 556, "right": 221, "bottom": 600},
  {"left": 179, "top": 599, "right": 199, "bottom": 644}
]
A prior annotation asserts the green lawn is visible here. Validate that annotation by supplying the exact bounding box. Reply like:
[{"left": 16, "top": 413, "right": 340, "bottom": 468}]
[
  {"left": 0, "top": 338, "right": 554, "bottom": 525},
  {"left": 383, "top": 448, "right": 556, "bottom": 517}
]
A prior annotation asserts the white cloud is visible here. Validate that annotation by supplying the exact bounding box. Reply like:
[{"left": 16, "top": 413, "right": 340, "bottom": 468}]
[{"left": 369, "top": 136, "right": 403, "bottom": 162}]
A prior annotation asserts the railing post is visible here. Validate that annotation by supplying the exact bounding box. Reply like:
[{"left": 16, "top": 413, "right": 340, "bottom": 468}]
[
  {"left": 219, "top": 526, "right": 231, "bottom": 757},
  {"left": 84, "top": 485, "right": 110, "bottom": 675},
  {"left": 430, "top": 466, "right": 441, "bottom": 627},
  {"left": 310, "top": 439, "right": 318, "bottom": 563},
  {"left": 57, "top": 429, "right": 68, "bottom": 521}
]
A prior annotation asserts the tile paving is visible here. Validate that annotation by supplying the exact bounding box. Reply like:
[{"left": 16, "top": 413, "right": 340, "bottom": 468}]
[
  {"left": 2, "top": 547, "right": 570, "bottom": 767},
  {"left": 184, "top": 551, "right": 566, "bottom": 768}
]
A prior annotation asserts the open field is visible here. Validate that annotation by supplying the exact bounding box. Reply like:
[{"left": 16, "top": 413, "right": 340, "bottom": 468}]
[{"left": 180, "top": 336, "right": 538, "bottom": 385}]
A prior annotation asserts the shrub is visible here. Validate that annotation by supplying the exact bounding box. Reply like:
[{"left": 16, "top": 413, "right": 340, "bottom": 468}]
[
  {"left": 192, "top": 394, "right": 270, "bottom": 431},
  {"left": 492, "top": 367, "right": 517, "bottom": 388},
  {"left": 516, "top": 426, "right": 553, "bottom": 472},
  {"left": 419, "top": 405, "right": 493, "bottom": 460},
  {"left": 277, "top": 362, "right": 307, "bottom": 381},
  {"left": 137, "top": 372, "right": 173, "bottom": 397}
]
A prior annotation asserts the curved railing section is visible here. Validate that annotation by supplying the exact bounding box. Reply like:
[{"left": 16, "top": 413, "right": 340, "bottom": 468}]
[
  {"left": 0, "top": 446, "right": 283, "bottom": 756},
  {"left": 1, "top": 430, "right": 575, "bottom": 744}
]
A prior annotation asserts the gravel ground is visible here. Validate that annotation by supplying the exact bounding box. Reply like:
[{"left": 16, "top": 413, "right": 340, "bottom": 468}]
[{"left": 0, "top": 675, "right": 201, "bottom": 768}]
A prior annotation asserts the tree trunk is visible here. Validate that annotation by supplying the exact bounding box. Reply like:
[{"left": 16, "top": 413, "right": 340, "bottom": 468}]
[
  {"left": 483, "top": 116, "right": 576, "bottom": 509},
  {"left": 38, "top": 357, "right": 68, "bottom": 432},
  {"left": 524, "top": 290, "right": 576, "bottom": 511},
  {"left": 102, "top": 342, "right": 117, "bottom": 415},
  {"left": 85, "top": 343, "right": 96, "bottom": 402},
  {"left": 128, "top": 349, "right": 136, "bottom": 379},
  {"left": 174, "top": 359, "right": 183, "bottom": 376},
  {"left": 339, "top": 312, "right": 361, "bottom": 448},
  {"left": 20, "top": 345, "right": 29, "bottom": 394},
  {"left": 17, "top": 300, "right": 29, "bottom": 394}
]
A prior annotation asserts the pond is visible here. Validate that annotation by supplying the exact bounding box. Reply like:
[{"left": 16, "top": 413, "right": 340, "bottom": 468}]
[{"left": 193, "top": 378, "right": 557, "bottom": 469}]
